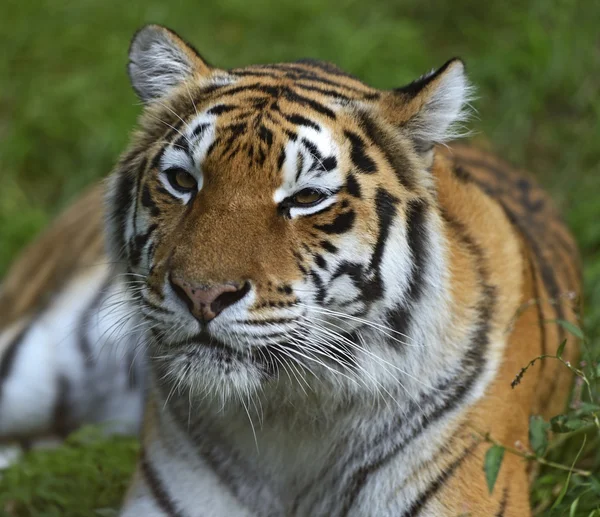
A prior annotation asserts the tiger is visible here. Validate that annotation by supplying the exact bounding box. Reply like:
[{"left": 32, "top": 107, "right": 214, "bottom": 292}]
[{"left": 0, "top": 23, "right": 581, "bottom": 516}]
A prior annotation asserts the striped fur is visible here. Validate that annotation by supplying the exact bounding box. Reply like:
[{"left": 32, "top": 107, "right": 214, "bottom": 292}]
[
  {"left": 0, "top": 24, "right": 581, "bottom": 516},
  {"left": 0, "top": 187, "right": 144, "bottom": 455}
]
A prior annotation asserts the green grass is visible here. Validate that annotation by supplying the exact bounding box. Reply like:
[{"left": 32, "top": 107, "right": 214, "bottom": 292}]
[
  {"left": 0, "top": 428, "right": 138, "bottom": 516},
  {"left": 0, "top": 0, "right": 599, "bottom": 514}
]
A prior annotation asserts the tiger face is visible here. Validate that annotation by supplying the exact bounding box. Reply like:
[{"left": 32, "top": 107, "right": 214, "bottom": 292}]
[{"left": 106, "top": 25, "right": 472, "bottom": 404}]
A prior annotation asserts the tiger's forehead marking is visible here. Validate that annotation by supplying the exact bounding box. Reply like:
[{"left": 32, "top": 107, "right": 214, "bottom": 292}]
[
  {"left": 159, "top": 98, "right": 346, "bottom": 202},
  {"left": 274, "top": 125, "right": 343, "bottom": 203}
]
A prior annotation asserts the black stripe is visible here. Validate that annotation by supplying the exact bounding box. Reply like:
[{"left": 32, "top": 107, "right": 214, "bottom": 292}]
[
  {"left": 408, "top": 443, "right": 478, "bottom": 517},
  {"left": 218, "top": 124, "right": 248, "bottom": 161},
  {"left": 246, "top": 62, "right": 378, "bottom": 98},
  {"left": 277, "top": 284, "right": 293, "bottom": 295},
  {"left": 129, "top": 224, "right": 158, "bottom": 268},
  {"left": 282, "top": 89, "right": 336, "bottom": 119},
  {"left": 314, "top": 156, "right": 337, "bottom": 174},
  {"left": 345, "top": 173, "right": 362, "bottom": 198},
  {"left": 141, "top": 182, "right": 160, "bottom": 217},
  {"left": 52, "top": 375, "right": 71, "bottom": 438},
  {"left": 230, "top": 69, "right": 282, "bottom": 79},
  {"left": 109, "top": 170, "right": 136, "bottom": 259},
  {"left": 207, "top": 104, "right": 237, "bottom": 115},
  {"left": 172, "top": 134, "right": 189, "bottom": 154},
  {"left": 301, "top": 138, "right": 323, "bottom": 161},
  {"left": 131, "top": 157, "right": 148, "bottom": 238},
  {"left": 344, "top": 130, "right": 377, "bottom": 173},
  {"left": 283, "top": 128, "right": 298, "bottom": 142},
  {"left": 204, "top": 82, "right": 280, "bottom": 100},
  {"left": 294, "top": 82, "right": 352, "bottom": 101},
  {"left": 140, "top": 448, "right": 184, "bottom": 517},
  {"left": 294, "top": 152, "right": 305, "bottom": 183},
  {"left": 385, "top": 199, "right": 429, "bottom": 337},
  {"left": 454, "top": 158, "right": 569, "bottom": 342},
  {"left": 192, "top": 122, "right": 209, "bottom": 138},
  {"left": 457, "top": 155, "right": 578, "bottom": 264},
  {"left": 452, "top": 164, "right": 472, "bottom": 183},
  {"left": 356, "top": 111, "right": 415, "bottom": 190},
  {"left": 77, "top": 276, "right": 112, "bottom": 367},
  {"left": 277, "top": 147, "right": 286, "bottom": 170},
  {"left": 314, "top": 254, "right": 328, "bottom": 270},
  {"left": 283, "top": 113, "right": 321, "bottom": 131},
  {"left": 239, "top": 318, "right": 296, "bottom": 326},
  {"left": 310, "top": 270, "right": 327, "bottom": 303},
  {"left": 314, "top": 210, "right": 355, "bottom": 234},
  {"left": 364, "top": 188, "right": 399, "bottom": 302},
  {"left": 0, "top": 322, "right": 33, "bottom": 401},
  {"left": 258, "top": 125, "right": 273, "bottom": 146},
  {"left": 150, "top": 144, "right": 167, "bottom": 170},
  {"left": 320, "top": 240, "right": 338, "bottom": 254},
  {"left": 495, "top": 486, "right": 509, "bottom": 517},
  {"left": 394, "top": 58, "right": 457, "bottom": 98}
]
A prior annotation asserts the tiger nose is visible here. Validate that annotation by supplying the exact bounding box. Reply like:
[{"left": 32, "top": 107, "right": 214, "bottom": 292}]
[{"left": 169, "top": 275, "right": 251, "bottom": 322}]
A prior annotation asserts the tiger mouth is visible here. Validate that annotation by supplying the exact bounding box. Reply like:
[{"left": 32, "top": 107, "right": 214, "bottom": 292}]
[{"left": 186, "top": 330, "right": 243, "bottom": 357}]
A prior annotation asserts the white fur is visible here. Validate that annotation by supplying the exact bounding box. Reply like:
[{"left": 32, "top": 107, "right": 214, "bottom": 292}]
[
  {"left": 129, "top": 26, "right": 197, "bottom": 102},
  {"left": 274, "top": 126, "right": 343, "bottom": 218},
  {"left": 0, "top": 265, "right": 145, "bottom": 446},
  {"left": 409, "top": 61, "right": 476, "bottom": 145}
]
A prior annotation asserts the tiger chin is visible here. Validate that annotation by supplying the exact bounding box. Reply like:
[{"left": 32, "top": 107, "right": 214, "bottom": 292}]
[{"left": 1, "top": 22, "right": 581, "bottom": 516}]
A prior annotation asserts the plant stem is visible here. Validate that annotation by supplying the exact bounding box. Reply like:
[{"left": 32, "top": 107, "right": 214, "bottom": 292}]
[{"left": 480, "top": 432, "right": 592, "bottom": 477}]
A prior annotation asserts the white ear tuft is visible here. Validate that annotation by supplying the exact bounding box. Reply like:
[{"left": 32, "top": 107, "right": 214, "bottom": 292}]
[
  {"left": 128, "top": 25, "right": 210, "bottom": 103},
  {"left": 393, "top": 59, "right": 476, "bottom": 151}
]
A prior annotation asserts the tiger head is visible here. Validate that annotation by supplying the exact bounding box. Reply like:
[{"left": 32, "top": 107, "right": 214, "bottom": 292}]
[{"left": 106, "top": 25, "right": 473, "bottom": 405}]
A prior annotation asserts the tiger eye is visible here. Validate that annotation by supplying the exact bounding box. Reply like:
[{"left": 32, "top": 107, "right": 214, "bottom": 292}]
[
  {"left": 165, "top": 167, "right": 197, "bottom": 193},
  {"left": 174, "top": 170, "right": 197, "bottom": 190},
  {"left": 292, "top": 189, "right": 323, "bottom": 206}
]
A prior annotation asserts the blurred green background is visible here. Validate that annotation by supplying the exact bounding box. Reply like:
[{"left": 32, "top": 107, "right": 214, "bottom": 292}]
[{"left": 1, "top": 0, "right": 599, "bottom": 515}]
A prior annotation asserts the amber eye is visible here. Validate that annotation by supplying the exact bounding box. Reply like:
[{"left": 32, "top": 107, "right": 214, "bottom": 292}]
[
  {"left": 165, "top": 167, "right": 197, "bottom": 193},
  {"left": 291, "top": 188, "right": 325, "bottom": 207}
]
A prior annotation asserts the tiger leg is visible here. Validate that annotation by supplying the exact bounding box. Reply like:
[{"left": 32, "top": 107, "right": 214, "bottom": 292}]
[{"left": 0, "top": 265, "right": 145, "bottom": 450}]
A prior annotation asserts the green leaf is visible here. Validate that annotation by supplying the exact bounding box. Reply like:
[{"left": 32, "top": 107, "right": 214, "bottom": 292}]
[
  {"left": 570, "top": 497, "right": 580, "bottom": 517},
  {"left": 529, "top": 416, "right": 549, "bottom": 457},
  {"left": 565, "top": 419, "right": 590, "bottom": 431},
  {"left": 549, "top": 414, "right": 588, "bottom": 433},
  {"left": 484, "top": 445, "right": 505, "bottom": 494},
  {"left": 555, "top": 319, "right": 585, "bottom": 340},
  {"left": 578, "top": 402, "right": 600, "bottom": 413},
  {"left": 557, "top": 339, "right": 567, "bottom": 359}
]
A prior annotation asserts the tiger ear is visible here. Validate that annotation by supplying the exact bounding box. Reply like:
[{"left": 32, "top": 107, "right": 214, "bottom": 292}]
[
  {"left": 128, "top": 24, "right": 212, "bottom": 103},
  {"left": 379, "top": 59, "right": 474, "bottom": 152}
]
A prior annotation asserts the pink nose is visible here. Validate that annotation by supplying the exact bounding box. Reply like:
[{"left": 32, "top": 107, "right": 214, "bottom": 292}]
[{"left": 169, "top": 275, "right": 250, "bottom": 322}]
